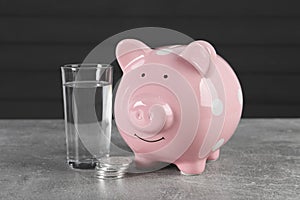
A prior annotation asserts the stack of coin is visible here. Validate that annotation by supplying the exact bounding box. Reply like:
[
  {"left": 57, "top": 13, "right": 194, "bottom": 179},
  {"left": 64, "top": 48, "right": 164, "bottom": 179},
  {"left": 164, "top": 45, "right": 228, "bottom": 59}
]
[{"left": 95, "top": 156, "right": 132, "bottom": 179}]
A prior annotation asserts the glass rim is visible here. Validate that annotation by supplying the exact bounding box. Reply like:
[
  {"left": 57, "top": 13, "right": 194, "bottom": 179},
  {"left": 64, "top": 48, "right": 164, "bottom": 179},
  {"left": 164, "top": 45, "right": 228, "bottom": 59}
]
[{"left": 61, "top": 63, "right": 113, "bottom": 70}]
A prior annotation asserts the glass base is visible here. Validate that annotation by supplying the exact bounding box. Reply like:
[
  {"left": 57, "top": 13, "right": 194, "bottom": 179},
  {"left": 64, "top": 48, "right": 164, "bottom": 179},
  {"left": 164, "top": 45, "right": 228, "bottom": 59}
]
[{"left": 67, "top": 159, "right": 97, "bottom": 170}]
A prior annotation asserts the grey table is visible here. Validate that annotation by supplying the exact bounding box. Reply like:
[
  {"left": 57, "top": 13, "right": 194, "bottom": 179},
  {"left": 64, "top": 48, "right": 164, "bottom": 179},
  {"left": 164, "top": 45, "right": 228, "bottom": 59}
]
[{"left": 0, "top": 119, "right": 299, "bottom": 200}]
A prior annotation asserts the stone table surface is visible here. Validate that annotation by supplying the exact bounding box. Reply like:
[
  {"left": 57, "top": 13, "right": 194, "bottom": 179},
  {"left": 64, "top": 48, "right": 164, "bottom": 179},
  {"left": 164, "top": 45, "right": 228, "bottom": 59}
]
[{"left": 0, "top": 119, "right": 299, "bottom": 200}]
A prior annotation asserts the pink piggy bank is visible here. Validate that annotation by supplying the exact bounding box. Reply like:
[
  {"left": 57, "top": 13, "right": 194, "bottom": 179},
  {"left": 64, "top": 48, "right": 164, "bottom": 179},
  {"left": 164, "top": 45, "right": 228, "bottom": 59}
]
[{"left": 114, "top": 39, "right": 243, "bottom": 175}]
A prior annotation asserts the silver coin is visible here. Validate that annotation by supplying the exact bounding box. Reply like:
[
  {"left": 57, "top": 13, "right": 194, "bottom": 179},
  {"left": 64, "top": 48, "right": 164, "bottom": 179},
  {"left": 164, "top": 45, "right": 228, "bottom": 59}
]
[{"left": 98, "top": 156, "right": 133, "bottom": 167}]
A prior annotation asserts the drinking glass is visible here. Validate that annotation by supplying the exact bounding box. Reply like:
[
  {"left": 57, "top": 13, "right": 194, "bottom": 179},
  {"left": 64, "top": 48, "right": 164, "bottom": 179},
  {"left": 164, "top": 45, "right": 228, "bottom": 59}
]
[{"left": 61, "top": 64, "right": 113, "bottom": 169}]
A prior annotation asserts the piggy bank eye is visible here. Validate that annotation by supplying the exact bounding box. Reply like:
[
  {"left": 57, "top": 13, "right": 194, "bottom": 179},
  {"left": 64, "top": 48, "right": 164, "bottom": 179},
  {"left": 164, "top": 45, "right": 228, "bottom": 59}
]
[
  {"left": 163, "top": 74, "right": 168, "bottom": 79},
  {"left": 141, "top": 73, "right": 145, "bottom": 77}
]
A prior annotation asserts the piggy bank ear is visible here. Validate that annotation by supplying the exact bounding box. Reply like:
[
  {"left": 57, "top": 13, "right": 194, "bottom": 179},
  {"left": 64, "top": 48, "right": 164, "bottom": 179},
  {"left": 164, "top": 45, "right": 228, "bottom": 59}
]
[
  {"left": 180, "top": 41, "right": 216, "bottom": 75},
  {"left": 116, "top": 39, "right": 151, "bottom": 73}
]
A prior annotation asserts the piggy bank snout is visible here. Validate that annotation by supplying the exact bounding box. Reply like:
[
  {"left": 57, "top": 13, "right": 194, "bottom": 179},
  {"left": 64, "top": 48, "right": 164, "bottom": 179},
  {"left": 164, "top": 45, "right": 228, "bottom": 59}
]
[{"left": 129, "top": 101, "right": 173, "bottom": 136}]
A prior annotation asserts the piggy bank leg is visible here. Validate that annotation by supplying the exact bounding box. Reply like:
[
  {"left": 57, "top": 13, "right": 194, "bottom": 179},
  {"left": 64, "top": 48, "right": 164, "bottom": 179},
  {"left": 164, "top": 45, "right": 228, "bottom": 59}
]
[
  {"left": 175, "top": 158, "right": 207, "bottom": 175},
  {"left": 207, "top": 149, "right": 220, "bottom": 161}
]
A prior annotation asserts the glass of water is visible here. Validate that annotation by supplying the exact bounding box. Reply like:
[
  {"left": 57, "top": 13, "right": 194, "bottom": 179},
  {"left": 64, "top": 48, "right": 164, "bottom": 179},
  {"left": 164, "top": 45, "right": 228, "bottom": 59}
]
[{"left": 61, "top": 64, "right": 113, "bottom": 170}]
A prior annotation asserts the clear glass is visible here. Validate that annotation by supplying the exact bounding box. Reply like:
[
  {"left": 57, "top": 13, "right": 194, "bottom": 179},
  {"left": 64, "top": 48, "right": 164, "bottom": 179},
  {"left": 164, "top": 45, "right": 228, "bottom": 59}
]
[{"left": 61, "top": 64, "right": 113, "bottom": 170}]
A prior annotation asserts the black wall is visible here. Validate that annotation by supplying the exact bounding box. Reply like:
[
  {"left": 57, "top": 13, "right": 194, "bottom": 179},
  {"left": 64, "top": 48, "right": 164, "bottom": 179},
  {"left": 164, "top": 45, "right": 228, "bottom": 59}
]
[{"left": 0, "top": 0, "right": 299, "bottom": 118}]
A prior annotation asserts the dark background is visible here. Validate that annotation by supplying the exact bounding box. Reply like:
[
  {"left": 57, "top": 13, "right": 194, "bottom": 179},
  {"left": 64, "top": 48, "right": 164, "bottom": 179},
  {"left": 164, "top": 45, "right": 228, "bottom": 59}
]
[{"left": 0, "top": 0, "right": 299, "bottom": 118}]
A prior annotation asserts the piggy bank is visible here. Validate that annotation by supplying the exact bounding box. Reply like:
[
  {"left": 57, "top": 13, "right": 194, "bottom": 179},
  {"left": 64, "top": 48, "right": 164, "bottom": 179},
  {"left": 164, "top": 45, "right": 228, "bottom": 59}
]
[{"left": 114, "top": 39, "right": 243, "bottom": 175}]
